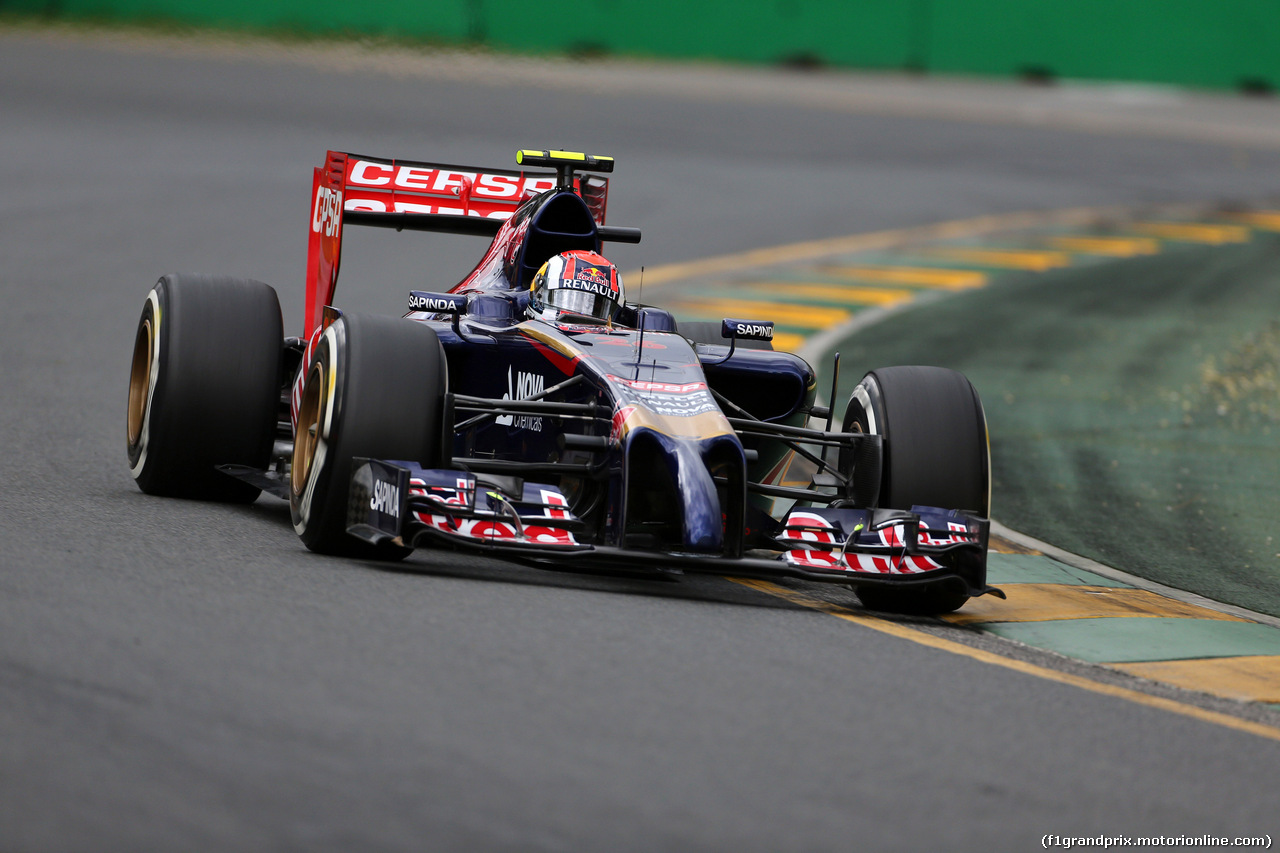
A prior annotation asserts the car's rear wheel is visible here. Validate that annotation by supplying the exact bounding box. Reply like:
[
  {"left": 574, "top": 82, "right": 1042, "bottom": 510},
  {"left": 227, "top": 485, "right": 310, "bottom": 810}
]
[
  {"left": 127, "top": 274, "right": 282, "bottom": 502},
  {"left": 842, "top": 365, "right": 989, "bottom": 615},
  {"left": 290, "top": 313, "right": 447, "bottom": 558}
]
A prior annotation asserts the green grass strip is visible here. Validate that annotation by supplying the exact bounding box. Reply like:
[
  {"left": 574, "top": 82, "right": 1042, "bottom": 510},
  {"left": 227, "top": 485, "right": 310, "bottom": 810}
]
[{"left": 826, "top": 234, "right": 1280, "bottom": 617}]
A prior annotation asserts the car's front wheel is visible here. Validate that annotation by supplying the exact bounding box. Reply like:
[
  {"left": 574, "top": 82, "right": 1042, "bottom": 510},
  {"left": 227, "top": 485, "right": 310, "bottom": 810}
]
[
  {"left": 842, "top": 365, "right": 990, "bottom": 614},
  {"left": 290, "top": 313, "right": 447, "bottom": 558}
]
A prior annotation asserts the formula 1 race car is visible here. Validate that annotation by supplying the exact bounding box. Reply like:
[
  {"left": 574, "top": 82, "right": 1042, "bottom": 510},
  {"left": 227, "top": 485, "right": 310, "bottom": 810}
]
[{"left": 126, "top": 148, "right": 1002, "bottom": 614}]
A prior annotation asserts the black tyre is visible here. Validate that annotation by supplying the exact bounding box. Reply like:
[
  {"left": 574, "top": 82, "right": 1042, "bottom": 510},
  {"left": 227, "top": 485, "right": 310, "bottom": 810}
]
[
  {"left": 290, "top": 313, "right": 446, "bottom": 558},
  {"left": 679, "top": 320, "right": 773, "bottom": 351},
  {"left": 127, "top": 274, "right": 282, "bottom": 502},
  {"left": 843, "top": 365, "right": 989, "bottom": 614}
]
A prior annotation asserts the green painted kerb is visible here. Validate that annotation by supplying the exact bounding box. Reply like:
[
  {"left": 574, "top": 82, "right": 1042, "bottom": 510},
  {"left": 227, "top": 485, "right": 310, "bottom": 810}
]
[
  {"left": 980, "top": 618, "right": 1280, "bottom": 664},
  {"left": 986, "top": 553, "right": 1132, "bottom": 588}
]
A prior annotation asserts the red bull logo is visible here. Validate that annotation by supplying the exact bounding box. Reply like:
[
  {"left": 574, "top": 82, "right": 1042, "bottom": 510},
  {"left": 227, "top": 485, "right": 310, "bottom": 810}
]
[{"left": 576, "top": 266, "right": 610, "bottom": 286}]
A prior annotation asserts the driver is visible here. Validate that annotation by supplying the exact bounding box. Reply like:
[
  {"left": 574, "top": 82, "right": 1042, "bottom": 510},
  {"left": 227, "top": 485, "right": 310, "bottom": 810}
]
[{"left": 528, "top": 250, "right": 625, "bottom": 324}]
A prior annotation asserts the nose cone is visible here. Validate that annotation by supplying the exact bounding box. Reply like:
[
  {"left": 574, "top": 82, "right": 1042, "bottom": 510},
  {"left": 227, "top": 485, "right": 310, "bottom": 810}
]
[
  {"left": 669, "top": 438, "right": 723, "bottom": 553},
  {"left": 624, "top": 430, "right": 746, "bottom": 554}
]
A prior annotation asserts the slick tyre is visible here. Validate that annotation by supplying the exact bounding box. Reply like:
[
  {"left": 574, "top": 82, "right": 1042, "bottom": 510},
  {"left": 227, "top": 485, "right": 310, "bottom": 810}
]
[
  {"left": 127, "top": 274, "right": 282, "bottom": 502},
  {"left": 679, "top": 321, "right": 773, "bottom": 351},
  {"left": 843, "top": 366, "right": 990, "bottom": 615},
  {"left": 290, "top": 313, "right": 446, "bottom": 559}
]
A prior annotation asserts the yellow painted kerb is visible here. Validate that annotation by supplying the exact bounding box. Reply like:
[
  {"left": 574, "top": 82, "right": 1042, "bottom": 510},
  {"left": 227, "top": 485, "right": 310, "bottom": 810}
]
[
  {"left": 942, "top": 584, "right": 1248, "bottom": 626},
  {"left": 1113, "top": 656, "right": 1280, "bottom": 704},
  {"left": 730, "top": 578, "right": 1280, "bottom": 744}
]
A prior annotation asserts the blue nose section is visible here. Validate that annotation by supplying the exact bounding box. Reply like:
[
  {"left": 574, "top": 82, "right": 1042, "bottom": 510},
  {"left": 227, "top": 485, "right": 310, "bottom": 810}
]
[
  {"left": 639, "top": 432, "right": 739, "bottom": 553},
  {"left": 622, "top": 429, "right": 747, "bottom": 554},
  {"left": 667, "top": 437, "right": 723, "bottom": 553}
]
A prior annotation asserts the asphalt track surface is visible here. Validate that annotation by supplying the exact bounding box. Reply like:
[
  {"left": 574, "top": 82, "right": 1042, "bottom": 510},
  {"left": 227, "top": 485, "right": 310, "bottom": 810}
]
[{"left": 5, "top": 27, "right": 1280, "bottom": 851}]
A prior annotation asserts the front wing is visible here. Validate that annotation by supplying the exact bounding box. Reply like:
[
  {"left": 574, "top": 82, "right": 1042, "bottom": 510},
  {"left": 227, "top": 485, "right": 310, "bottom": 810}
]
[{"left": 347, "top": 459, "right": 1003, "bottom": 598}]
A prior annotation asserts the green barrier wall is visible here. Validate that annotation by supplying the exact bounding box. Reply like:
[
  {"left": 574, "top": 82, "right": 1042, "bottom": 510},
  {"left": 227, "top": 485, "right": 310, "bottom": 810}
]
[
  {"left": 5, "top": 0, "right": 1277, "bottom": 91},
  {"left": 5, "top": 0, "right": 473, "bottom": 41},
  {"left": 477, "top": 1, "right": 918, "bottom": 70},
  {"left": 927, "top": 0, "right": 1279, "bottom": 90}
]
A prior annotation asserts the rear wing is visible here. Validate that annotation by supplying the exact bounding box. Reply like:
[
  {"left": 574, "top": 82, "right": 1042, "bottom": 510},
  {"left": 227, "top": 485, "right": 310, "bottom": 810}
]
[{"left": 304, "top": 150, "right": 610, "bottom": 336}]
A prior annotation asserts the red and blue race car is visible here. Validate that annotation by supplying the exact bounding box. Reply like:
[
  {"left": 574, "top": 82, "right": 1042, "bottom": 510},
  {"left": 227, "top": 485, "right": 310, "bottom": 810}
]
[{"left": 126, "top": 148, "right": 1001, "bottom": 614}]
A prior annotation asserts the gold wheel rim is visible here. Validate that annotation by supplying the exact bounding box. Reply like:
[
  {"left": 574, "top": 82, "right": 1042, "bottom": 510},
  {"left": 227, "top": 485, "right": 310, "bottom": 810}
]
[
  {"left": 127, "top": 316, "right": 153, "bottom": 447},
  {"left": 292, "top": 362, "right": 324, "bottom": 497}
]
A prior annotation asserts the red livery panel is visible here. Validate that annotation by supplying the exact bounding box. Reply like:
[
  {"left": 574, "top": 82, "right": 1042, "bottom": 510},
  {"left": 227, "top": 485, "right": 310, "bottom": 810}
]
[{"left": 303, "top": 150, "right": 610, "bottom": 336}]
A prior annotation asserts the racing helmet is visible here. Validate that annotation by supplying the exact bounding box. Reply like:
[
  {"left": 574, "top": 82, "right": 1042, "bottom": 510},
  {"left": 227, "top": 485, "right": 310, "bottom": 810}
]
[{"left": 528, "top": 250, "right": 624, "bottom": 323}]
